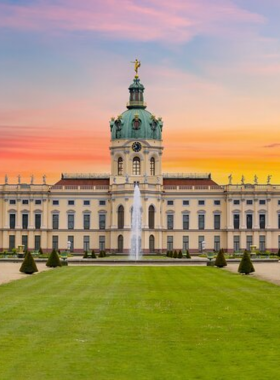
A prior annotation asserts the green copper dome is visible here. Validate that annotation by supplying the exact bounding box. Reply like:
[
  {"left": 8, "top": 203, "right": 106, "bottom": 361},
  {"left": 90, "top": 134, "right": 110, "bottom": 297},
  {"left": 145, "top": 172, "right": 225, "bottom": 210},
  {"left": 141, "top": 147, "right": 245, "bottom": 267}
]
[{"left": 110, "top": 77, "right": 163, "bottom": 141}]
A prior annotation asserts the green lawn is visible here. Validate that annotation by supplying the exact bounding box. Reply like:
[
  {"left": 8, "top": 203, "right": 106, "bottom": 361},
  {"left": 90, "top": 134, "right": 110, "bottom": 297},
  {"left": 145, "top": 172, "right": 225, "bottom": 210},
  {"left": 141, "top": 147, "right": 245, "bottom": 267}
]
[{"left": 0, "top": 267, "right": 280, "bottom": 380}]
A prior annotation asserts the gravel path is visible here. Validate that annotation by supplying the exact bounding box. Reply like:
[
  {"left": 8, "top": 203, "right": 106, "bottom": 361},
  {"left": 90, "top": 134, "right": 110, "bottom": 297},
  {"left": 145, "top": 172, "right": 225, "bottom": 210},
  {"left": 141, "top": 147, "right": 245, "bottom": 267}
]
[{"left": 0, "top": 262, "right": 52, "bottom": 285}]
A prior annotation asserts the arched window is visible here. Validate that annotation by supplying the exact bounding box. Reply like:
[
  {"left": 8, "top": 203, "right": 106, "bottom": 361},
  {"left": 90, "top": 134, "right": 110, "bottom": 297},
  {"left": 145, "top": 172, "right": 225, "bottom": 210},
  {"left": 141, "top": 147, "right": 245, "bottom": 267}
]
[
  {"left": 149, "top": 205, "right": 155, "bottom": 229},
  {"left": 149, "top": 235, "right": 155, "bottom": 253},
  {"left": 118, "top": 235, "right": 124, "bottom": 253},
  {"left": 150, "top": 157, "right": 155, "bottom": 176},
  {"left": 133, "top": 157, "right": 140, "bottom": 175},
  {"left": 118, "top": 157, "right": 123, "bottom": 176},
  {"left": 118, "top": 205, "right": 124, "bottom": 229}
]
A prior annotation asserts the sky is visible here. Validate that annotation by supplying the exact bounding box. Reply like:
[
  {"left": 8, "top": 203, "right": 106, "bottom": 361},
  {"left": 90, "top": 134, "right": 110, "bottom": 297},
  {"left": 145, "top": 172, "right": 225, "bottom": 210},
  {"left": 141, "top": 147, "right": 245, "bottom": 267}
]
[{"left": 0, "top": 0, "right": 280, "bottom": 185}]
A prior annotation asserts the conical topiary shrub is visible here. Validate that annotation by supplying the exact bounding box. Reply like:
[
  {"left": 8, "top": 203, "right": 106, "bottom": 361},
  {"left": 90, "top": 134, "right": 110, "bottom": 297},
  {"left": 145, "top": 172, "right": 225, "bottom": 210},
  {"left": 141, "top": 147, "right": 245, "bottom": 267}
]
[
  {"left": 238, "top": 250, "right": 255, "bottom": 275},
  {"left": 39, "top": 247, "right": 44, "bottom": 255},
  {"left": 178, "top": 250, "right": 183, "bottom": 259},
  {"left": 277, "top": 249, "right": 280, "bottom": 258},
  {"left": 46, "top": 249, "right": 62, "bottom": 268},
  {"left": 83, "top": 250, "right": 88, "bottom": 258},
  {"left": 92, "top": 249, "right": 96, "bottom": 259},
  {"left": 20, "top": 251, "right": 38, "bottom": 274},
  {"left": 215, "top": 248, "right": 227, "bottom": 268},
  {"left": 173, "top": 250, "right": 177, "bottom": 259},
  {"left": 186, "top": 250, "right": 191, "bottom": 259}
]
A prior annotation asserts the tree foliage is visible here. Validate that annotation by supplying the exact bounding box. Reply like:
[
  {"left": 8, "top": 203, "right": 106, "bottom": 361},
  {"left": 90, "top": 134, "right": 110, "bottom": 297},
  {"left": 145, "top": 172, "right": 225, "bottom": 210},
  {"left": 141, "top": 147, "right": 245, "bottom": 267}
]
[
  {"left": 20, "top": 251, "right": 38, "bottom": 274},
  {"left": 46, "top": 249, "right": 62, "bottom": 268},
  {"left": 238, "top": 250, "right": 255, "bottom": 275},
  {"left": 215, "top": 248, "right": 227, "bottom": 268}
]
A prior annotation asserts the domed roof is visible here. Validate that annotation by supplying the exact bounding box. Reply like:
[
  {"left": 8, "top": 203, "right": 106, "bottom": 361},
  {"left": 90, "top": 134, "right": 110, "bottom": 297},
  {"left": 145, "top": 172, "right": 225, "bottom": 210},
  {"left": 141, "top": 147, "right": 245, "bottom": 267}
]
[{"left": 110, "top": 77, "right": 163, "bottom": 141}]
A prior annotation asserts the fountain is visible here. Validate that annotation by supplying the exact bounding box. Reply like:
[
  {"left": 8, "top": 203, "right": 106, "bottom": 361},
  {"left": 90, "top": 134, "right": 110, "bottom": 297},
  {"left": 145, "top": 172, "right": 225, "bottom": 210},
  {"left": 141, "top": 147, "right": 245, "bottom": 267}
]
[{"left": 130, "top": 183, "right": 142, "bottom": 260}]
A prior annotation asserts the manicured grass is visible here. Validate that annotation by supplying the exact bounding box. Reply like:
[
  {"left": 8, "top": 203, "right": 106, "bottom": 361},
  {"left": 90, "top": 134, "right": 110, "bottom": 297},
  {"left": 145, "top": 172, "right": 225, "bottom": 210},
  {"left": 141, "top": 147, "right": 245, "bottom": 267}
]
[{"left": 0, "top": 267, "right": 280, "bottom": 379}]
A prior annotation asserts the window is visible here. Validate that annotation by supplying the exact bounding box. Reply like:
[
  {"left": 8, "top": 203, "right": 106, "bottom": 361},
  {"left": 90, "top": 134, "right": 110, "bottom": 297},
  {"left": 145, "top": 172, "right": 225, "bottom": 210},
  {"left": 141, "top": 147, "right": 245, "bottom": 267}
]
[
  {"left": 117, "top": 235, "right": 124, "bottom": 253},
  {"left": 246, "top": 200, "right": 253, "bottom": 205},
  {"left": 259, "top": 200, "right": 266, "bottom": 205},
  {"left": 167, "top": 214, "right": 174, "bottom": 230},
  {"left": 84, "top": 200, "right": 90, "bottom": 206},
  {"left": 118, "top": 157, "right": 124, "bottom": 176},
  {"left": 150, "top": 158, "right": 155, "bottom": 176},
  {"left": 246, "top": 214, "right": 253, "bottom": 229},
  {"left": 22, "top": 200, "right": 29, "bottom": 205},
  {"left": 233, "top": 200, "right": 240, "bottom": 205},
  {"left": 198, "top": 214, "right": 205, "bottom": 230},
  {"left": 278, "top": 214, "right": 280, "bottom": 229},
  {"left": 233, "top": 236, "right": 240, "bottom": 252},
  {"left": 35, "top": 214, "right": 41, "bottom": 229},
  {"left": 9, "top": 235, "right": 15, "bottom": 251},
  {"left": 52, "top": 214, "right": 59, "bottom": 229},
  {"left": 9, "top": 199, "right": 16, "bottom": 205},
  {"left": 198, "top": 236, "right": 204, "bottom": 252},
  {"left": 35, "top": 200, "right": 42, "bottom": 205},
  {"left": 149, "top": 205, "right": 155, "bottom": 229},
  {"left": 83, "top": 214, "right": 90, "bottom": 230},
  {"left": 167, "top": 200, "right": 174, "bottom": 206},
  {"left": 22, "top": 235, "right": 28, "bottom": 251},
  {"left": 22, "top": 214, "right": 28, "bottom": 229},
  {"left": 278, "top": 200, "right": 280, "bottom": 206},
  {"left": 259, "top": 235, "right": 265, "bottom": 252},
  {"left": 183, "top": 214, "right": 189, "bottom": 230},
  {"left": 183, "top": 200, "right": 189, "bottom": 206},
  {"left": 233, "top": 214, "right": 240, "bottom": 229},
  {"left": 99, "top": 236, "right": 105, "bottom": 251},
  {"left": 52, "top": 236, "right": 59, "bottom": 250},
  {"left": 99, "top": 214, "right": 106, "bottom": 230},
  {"left": 53, "top": 200, "right": 59, "bottom": 206},
  {"left": 9, "top": 214, "right": 16, "bottom": 229},
  {"left": 278, "top": 235, "right": 280, "bottom": 249},
  {"left": 34, "top": 236, "right": 41, "bottom": 251},
  {"left": 167, "top": 236, "right": 173, "bottom": 251},
  {"left": 214, "top": 214, "right": 220, "bottom": 230},
  {"left": 246, "top": 236, "right": 253, "bottom": 251},
  {"left": 183, "top": 236, "right": 189, "bottom": 251},
  {"left": 149, "top": 235, "right": 155, "bottom": 252},
  {"left": 99, "top": 200, "right": 106, "bottom": 206},
  {"left": 214, "top": 200, "right": 221, "bottom": 206},
  {"left": 132, "top": 157, "right": 141, "bottom": 175},
  {"left": 118, "top": 205, "right": 124, "bottom": 229},
  {"left": 68, "top": 200, "right": 75, "bottom": 206},
  {"left": 68, "top": 214, "right": 74, "bottom": 229},
  {"left": 83, "top": 236, "right": 90, "bottom": 252},
  {"left": 198, "top": 200, "right": 205, "bottom": 206},
  {"left": 68, "top": 236, "right": 74, "bottom": 252},
  {"left": 259, "top": 214, "right": 265, "bottom": 229},
  {"left": 214, "top": 236, "right": 220, "bottom": 251}
]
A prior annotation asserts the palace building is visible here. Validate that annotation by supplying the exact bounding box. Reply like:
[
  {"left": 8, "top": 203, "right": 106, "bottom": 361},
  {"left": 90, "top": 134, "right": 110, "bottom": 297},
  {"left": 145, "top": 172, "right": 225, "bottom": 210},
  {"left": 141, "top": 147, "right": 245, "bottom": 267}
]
[{"left": 1, "top": 70, "right": 280, "bottom": 254}]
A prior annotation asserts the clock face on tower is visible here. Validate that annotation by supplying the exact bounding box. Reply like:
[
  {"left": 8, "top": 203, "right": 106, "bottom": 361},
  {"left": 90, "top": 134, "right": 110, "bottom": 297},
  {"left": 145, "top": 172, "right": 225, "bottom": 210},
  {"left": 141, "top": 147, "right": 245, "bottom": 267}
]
[{"left": 132, "top": 142, "right": 142, "bottom": 152}]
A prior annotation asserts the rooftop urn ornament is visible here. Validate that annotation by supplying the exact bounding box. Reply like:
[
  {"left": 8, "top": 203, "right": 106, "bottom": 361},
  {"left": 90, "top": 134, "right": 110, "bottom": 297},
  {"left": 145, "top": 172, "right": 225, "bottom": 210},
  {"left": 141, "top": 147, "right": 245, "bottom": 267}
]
[
  {"left": 228, "top": 174, "right": 233, "bottom": 185},
  {"left": 254, "top": 175, "right": 258, "bottom": 185},
  {"left": 17, "top": 174, "right": 21, "bottom": 184},
  {"left": 241, "top": 175, "right": 245, "bottom": 185},
  {"left": 131, "top": 59, "right": 141, "bottom": 78},
  {"left": 4, "top": 174, "right": 8, "bottom": 184},
  {"left": 43, "top": 174, "right": 46, "bottom": 184},
  {"left": 267, "top": 175, "right": 272, "bottom": 184},
  {"left": 30, "top": 174, "right": 34, "bottom": 185}
]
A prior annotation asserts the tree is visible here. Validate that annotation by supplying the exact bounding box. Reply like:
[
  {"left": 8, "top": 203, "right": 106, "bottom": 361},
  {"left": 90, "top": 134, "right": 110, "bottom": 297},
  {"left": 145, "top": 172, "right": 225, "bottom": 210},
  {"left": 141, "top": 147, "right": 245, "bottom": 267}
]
[
  {"left": 39, "top": 247, "right": 44, "bottom": 255},
  {"left": 238, "top": 250, "right": 255, "bottom": 275},
  {"left": 20, "top": 251, "right": 38, "bottom": 274},
  {"left": 173, "top": 250, "right": 177, "bottom": 259},
  {"left": 215, "top": 248, "right": 227, "bottom": 268},
  {"left": 178, "top": 250, "right": 183, "bottom": 259},
  {"left": 277, "top": 249, "right": 280, "bottom": 258},
  {"left": 186, "top": 250, "right": 191, "bottom": 259},
  {"left": 92, "top": 250, "right": 96, "bottom": 259},
  {"left": 46, "top": 249, "right": 62, "bottom": 268},
  {"left": 83, "top": 250, "right": 88, "bottom": 258}
]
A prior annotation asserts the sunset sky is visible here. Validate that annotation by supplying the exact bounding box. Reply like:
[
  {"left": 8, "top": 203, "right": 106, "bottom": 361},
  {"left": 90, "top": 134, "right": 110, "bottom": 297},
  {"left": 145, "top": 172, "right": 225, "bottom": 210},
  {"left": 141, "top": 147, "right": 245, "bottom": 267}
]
[{"left": 0, "top": 0, "right": 280, "bottom": 185}]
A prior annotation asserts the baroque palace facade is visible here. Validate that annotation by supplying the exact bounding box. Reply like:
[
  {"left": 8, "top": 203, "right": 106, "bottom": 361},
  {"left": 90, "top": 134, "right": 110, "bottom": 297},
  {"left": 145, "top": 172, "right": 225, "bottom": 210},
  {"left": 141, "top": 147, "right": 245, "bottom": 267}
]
[{"left": 1, "top": 70, "right": 280, "bottom": 254}]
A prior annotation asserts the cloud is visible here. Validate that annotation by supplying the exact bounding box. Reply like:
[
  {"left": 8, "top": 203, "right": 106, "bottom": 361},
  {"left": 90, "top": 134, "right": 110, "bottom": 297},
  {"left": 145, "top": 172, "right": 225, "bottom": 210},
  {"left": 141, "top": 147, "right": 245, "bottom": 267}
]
[{"left": 264, "top": 143, "right": 280, "bottom": 148}]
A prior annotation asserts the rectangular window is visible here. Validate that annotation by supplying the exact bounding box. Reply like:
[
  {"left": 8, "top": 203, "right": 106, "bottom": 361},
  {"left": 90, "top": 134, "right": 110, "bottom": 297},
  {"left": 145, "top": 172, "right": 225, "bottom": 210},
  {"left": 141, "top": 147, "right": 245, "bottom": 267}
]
[
  {"left": 198, "top": 236, "right": 205, "bottom": 252},
  {"left": 259, "top": 200, "right": 266, "bottom": 205},
  {"left": 9, "top": 214, "right": 16, "bottom": 229},
  {"left": 84, "top": 236, "right": 90, "bottom": 252},
  {"left": 246, "top": 214, "right": 253, "bottom": 229},
  {"left": 35, "top": 214, "right": 41, "bottom": 229},
  {"left": 278, "top": 235, "right": 280, "bottom": 249},
  {"left": 183, "top": 214, "right": 189, "bottom": 230},
  {"left": 259, "top": 235, "right": 265, "bottom": 252},
  {"left": 278, "top": 200, "right": 280, "bottom": 206},
  {"left": 52, "top": 200, "right": 59, "bottom": 206},
  {"left": 198, "top": 200, "right": 205, "bottom": 206},
  {"left": 246, "top": 235, "right": 253, "bottom": 251},
  {"left": 68, "top": 200, "right": 75, "bottom": 206},
  {"left": 9, "top": 235, "right": 15, "bottom": 251},
  {"left": 67, "top": 236, "right": 74, "bottom": 252},
  {"left": 22, "top": 199, "right": 29, "bottom": 205},
  {"left": 167, "top": 214, "right": 174, "bottom": 230},
  {"left": 52, "top": 235, "right": 59, "bottom": 251},
  {"left": 233, "top": 214, "right": 240, "bottom": 229},
  {"left": 84, "top": 200, "right": 90, "bottom": 206},
  {"left": 233, "top": 200, "right": 240, "bottom": 205},
  {"left": 84, "top": 214, "right": 90, "bottom": 230},
  {"left": 99, "top": 200, "right": 106, "bottom": 206},
  {"left": 99, "top": 214, "right": 106, "bottom": 230},
  {"left": 183, "top": 200, "right": 189, "bottom": 206},
  {"left": 198, "top": 214, "right": 205, "bottom": 230},
  {"left": 52, "top": 214, "right": 59, "bottom": 230},
  {"left": 34, "top": 236, "right": 41, "bottom": 251},
  {"left": 9, "top": 199, "right": 16, "bottom": 205},
  {"left": 167, "top": 200, "right": 174, "bottom": 206},
  {"left": 68, "top": 214, "right": 74, "bottom": 230},
  {"left": 214, "top": 214, "right": 220, "bottom": 230},
  {"left": 259, "top": 214, "right": 266, "bottom": 229},
  {"left": 214, "top": 236, "right": 220, "bottom": 252},
  {"left": 22, "top": 214, "right": 28, "bottom": 229},
  {"left": 278, "top": 214, "right": 280, "bottom": 229},
  {"left": 183, "top": 236, "right": 189, "bottom": 251},
  {"left": 22, "top": 235, "right": 28, "bottom": 251},
  {"left": 233, "top": 236, "right": 240, "bottom": 252},
  {"left": 246, "top": 200, "right": 253, "bottom": 205},
  {"left": 35, "top": 200, "right": 42, "bottom": 205},
  {"left": 214, "top": 200, "right": 221, "bottom": 206},
  {"left": 99, "top": 236, "right": 105, "bottom": 251},
  {"left": 167, "top": 236, "right": 173, "bottom": 251}
]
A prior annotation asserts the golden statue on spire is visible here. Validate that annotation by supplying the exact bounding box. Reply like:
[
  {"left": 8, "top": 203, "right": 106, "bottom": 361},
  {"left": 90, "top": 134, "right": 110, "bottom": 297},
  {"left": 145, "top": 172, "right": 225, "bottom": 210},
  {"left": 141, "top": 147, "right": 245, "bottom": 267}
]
[{"left": 131, "top": 59, "right": 141, "bottom": 78}]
